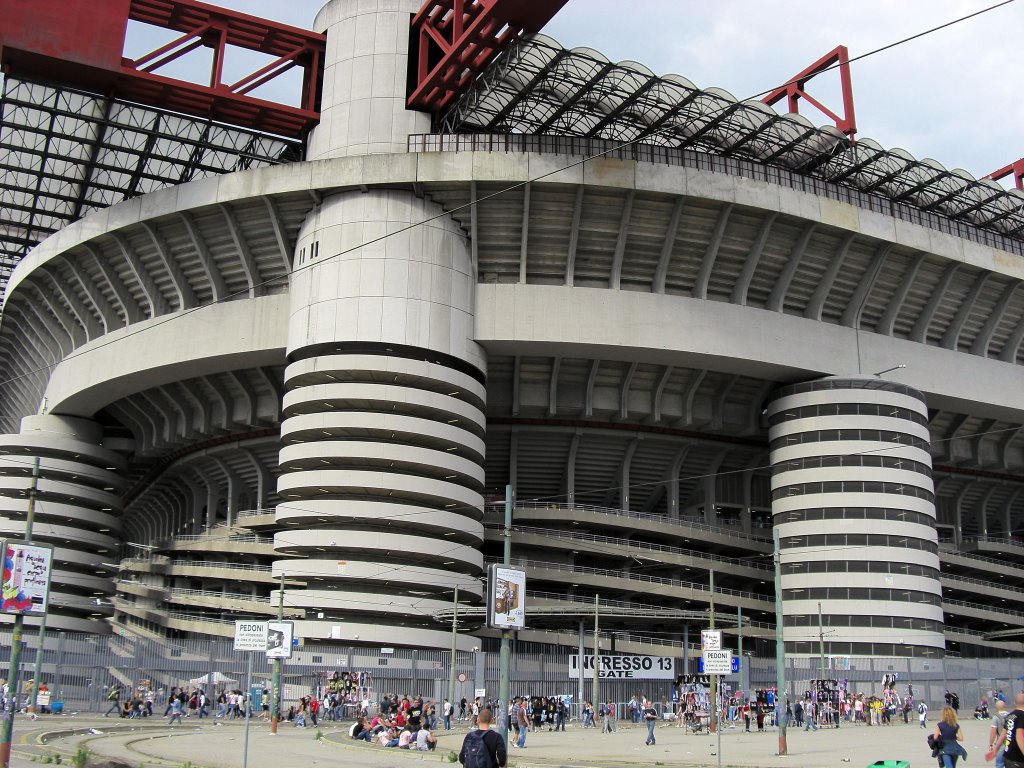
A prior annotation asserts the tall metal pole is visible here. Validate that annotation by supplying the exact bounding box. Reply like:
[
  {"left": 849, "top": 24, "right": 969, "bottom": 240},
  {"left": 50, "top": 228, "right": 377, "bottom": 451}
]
[
  {"left": 710, "top": 570, "right": 720, "bottom": 768},
  {"left": 496, "top": 485, "right": 512, "bottom": 743},
  {"left": 242, "top": 651, "right": 253, "bottom": 768},
  {"left": 270, "top": 573, "right": 284, "bottom": 734},
  {"left": 709, "top": 569, "right": 717, "bottom": 734},
  {"left": 591, "top": 595, "right": 599, "bottom": 713},
  {"left": 0, "top": 455, "right": 40, "bottom": 768},
  {"left": 448, "top": 586, "right": 459, "bottom": 708},
  {"left": 577, "top": 621, "right": 585, "bottom": 714},
  {"left": 27, "top": 612, "right": 46, "bottom": 714},
  {"left": 738, "top": 606, "right": 744, "bottom": 695},
  {"left": 773, "top": 527, "right": 788, "bottom": 755},
  {"left": 817, "top": 602, "right": 826, "bottom": 683}
]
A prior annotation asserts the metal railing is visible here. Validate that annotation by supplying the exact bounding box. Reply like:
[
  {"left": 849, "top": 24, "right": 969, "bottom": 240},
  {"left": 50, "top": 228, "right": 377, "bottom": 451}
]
[
  {"left": 484, "top": 501, "right": 772, "bottom": 544},
  {"left": 168, "top": 560, "right": 273, "bottom": 573},
  {"left": 166, "top": 587, "right": 268, "bottom": 604},
  {"left": 506, "top": 524, "right": 773, "bottom": 571},
  {"left": 960, "top": 535, "right": 1024, "bottom": 549},
  {"left": 486, "top": 555, "right": 773, "bottom": 604},
  {"left": 943, "top": 597, "right": 1024, "bottom": 620}
]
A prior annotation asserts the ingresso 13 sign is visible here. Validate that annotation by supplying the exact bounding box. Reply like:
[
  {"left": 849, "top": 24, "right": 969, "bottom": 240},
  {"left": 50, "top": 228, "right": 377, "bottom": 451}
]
[{"left": 569, "top": 655, "right": 675, "bottom": 679}]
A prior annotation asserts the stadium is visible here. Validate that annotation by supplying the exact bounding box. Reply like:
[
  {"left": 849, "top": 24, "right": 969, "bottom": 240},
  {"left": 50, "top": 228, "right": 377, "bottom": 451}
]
[{"left": 0, "top": 0, "right": 1022, "bottom": 666}]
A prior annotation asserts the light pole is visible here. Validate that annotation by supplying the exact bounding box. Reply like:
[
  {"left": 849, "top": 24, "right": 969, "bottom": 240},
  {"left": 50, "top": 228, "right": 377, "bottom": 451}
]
[
  {"left": 448, "top": 585, "right": 459, "bottom": 709},
  {"left": 496, "top": 485, "right": 512, "bottom": 743},
  {"left": 773, "top": 527, "right": 788, "bottom": 755},
  {"left": 591, "top": 595, "right": 599, "bottom": 715},
  {"left": 270, "top": 572, "right": 284, "bottom": 734},
  {"left": 0, "top": 455, "right": 40, "bottom": 768}
]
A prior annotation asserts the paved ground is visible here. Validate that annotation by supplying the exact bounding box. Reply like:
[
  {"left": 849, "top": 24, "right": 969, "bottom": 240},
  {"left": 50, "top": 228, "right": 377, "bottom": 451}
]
[{"left": 5, "top": 712, "right": 997, "bottom": 768}]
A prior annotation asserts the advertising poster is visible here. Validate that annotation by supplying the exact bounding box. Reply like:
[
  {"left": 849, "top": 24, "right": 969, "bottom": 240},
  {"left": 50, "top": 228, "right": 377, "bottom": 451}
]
[
  {"left": 266, "top": 621, "right": 294, "bottom": 659},
  {"left": 487, "top": 564, "right": 526, "bottom": 630},
  {"left": 1, "top": 540, "right": 52, "bottom": 614}
]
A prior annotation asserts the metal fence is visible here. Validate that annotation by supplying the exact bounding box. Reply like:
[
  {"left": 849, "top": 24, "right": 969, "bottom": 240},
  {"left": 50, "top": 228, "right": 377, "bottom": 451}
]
[{"left": 0, "top": 629, "right": 1019, "bottom": 717}]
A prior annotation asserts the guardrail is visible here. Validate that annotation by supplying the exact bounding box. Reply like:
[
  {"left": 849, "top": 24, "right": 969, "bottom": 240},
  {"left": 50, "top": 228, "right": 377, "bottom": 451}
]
[
  {"left": 166, "top": 587, "right": 268, "bottom": 604},
  {"left": 943, "top": 597, "right": 1024, "bottom": 620},
  {"left": 484, "top": 501, "right": 772, "bottom": 544},
  {"left": 168, "top": 560, "right": 273, "bottom": 573},
  {"left": 505, "top": 524, "right": 773, "bottom": 571},
  {"left": 486, "top": 555, "right": 773, "bottom": 604}
]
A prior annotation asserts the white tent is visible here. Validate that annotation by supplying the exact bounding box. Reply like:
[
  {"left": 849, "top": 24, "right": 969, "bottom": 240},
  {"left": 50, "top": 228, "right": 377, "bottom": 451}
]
[{"left": 188, "top": 672, "right": 238, "bottom": 686}]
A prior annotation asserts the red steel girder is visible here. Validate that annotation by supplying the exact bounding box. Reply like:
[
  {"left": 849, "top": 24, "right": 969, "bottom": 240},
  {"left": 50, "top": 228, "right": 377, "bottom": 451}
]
[
  {"left": 0, "top": 0, "right": 324, "bottom": 138},
  {"left": 986, "top": 159, "right": 1024, "bottom": 190},
  {"left": 408, "top": 0, "right": 568, "bottom": 113},
  {"left": 762, "top": 45, "right": 857, "bottom": 139}
]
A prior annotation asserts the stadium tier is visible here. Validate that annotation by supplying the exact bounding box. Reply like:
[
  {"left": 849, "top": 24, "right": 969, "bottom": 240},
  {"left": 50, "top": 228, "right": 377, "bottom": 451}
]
[{"left": 0, "top": 0, "right": 1022, "bottom": 659}]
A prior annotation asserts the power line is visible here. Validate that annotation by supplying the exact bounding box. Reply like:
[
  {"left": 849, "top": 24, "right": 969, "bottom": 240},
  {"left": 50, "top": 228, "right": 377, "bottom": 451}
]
[{"left": 0, "top": 0, "right": 1016, "bottom": 401}]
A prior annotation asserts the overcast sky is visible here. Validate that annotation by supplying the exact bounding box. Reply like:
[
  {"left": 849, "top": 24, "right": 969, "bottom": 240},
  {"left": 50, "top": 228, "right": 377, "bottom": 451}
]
[{"left": 123, "top": 0, "right": 1022, "bottom": 183}]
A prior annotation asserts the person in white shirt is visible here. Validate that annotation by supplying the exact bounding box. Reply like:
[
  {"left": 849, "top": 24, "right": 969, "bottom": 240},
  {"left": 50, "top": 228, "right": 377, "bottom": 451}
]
[{"left": 416, "top": 726, "right": 437, "bottom": 751}]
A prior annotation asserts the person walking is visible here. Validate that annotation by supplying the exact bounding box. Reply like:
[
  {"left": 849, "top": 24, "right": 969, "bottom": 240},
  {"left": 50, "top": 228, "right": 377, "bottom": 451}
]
[
  {"left": 919, "top": 700, "right": 929, "bottom": 728},
  {"left": 606, "top": 700, "right": 617, "bottom": 732},
  {"left": 933, "top": 706, "right": 965, "bottom": 768},
  {"left": 103, "top": 686, "right": 121, "bottom": 717},
  {"left": 643, "top": 698, "right": 658, "bottom": 746},
  {"left": 804, "top": 698, "right": 818, "bottom": 731},
  {"left": 459, "top": 708, "right": 507, "bottom": 768},
  {"left": 991, "top": 700, "right": 1009, "bottom": 768},
  {"left": 555, "top": 697, "right": 567, "bottom": 732},
  {"left": 443, "top": 698, "right": 454, "bottom": 730},
  {"left": 996, "top": 692, "right": 1024, "bottom": 768},
  {"left": 515, "top": 700, "right": 529, "bottom": 749},
  {"left": 167, "top": 697, "right": 184, "bottom": 725}
]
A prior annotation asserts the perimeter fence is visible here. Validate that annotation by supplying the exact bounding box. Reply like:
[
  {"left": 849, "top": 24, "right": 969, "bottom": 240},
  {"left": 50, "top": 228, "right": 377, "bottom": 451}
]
[{"left": 0, "top": 629, "right": 1019, "bottom": 717}]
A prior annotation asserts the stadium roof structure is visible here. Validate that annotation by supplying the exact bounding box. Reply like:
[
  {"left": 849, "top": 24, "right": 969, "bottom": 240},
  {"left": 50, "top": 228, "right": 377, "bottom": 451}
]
[
  {"left": 441, "top": 33, "right": 1024, "bottom": 244},
  {"left": 0, "top": 77, "right": 301, "bottom": 296}
]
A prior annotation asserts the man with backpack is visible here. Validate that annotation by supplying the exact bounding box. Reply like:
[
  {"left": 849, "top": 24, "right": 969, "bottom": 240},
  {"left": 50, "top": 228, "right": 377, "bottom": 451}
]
[{"left": 459, "top": 708, "right": 507, "bottom": 768}]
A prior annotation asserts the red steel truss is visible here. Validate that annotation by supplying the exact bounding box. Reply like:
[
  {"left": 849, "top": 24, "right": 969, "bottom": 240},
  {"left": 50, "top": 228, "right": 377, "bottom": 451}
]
[
  {"left": 986, "top": 159, "right": 1024, "bottom": 190},
  {"left": 408, "top": 0, "right": 568, "bottom": 112},
  {"left": 0, "top": 0, "right": 324, "bottom": 138},
  {"left": 761, "top": 45, "right": 857, "bottom": 139}
]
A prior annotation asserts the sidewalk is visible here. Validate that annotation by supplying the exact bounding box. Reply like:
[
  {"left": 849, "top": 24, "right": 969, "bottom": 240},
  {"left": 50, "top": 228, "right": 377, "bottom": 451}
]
[{"left": 8, "top": 713, "right": 995, "bottom": 768}]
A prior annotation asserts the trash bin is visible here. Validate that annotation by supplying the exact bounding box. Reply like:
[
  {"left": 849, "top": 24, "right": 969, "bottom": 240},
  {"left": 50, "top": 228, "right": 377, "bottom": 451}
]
[
  {"left": 866, "top": 761, "right": 909, "bottom": 768},
  {"left": 51, "top": 702, "right": 63, "bottom": 715}
]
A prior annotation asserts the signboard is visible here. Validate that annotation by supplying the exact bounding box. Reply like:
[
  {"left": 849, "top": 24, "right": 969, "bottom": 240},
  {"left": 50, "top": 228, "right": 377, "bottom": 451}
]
[
  {"left": 698, "top": 655, "right": 739, "bottom": 674},
  {"left": 570, "top": 655, "right": 674, "bottom": 680},
  {"left": 701, "top": 649, "right": 733, "bottom": 675},
  {"left": 486, "top": 564, "right": 525, "bottom": 630},
  {"left": 700, "top": 629, "right": 722, "bottom": 651},
  {"left": 1, "top": 540, "right": 53, "bottom": 614},
  {"left": 474, "top": 688, "right": 486, "bottom": 698},
  {"left": 35, "top": 691, "right": 51, "bottom": 707},
  {"left": 832, "top": 655, "right": 851, "bottom": 671},
  {"left": 233, "top": 621, "right": 268, "bottom": 651},
  {"left": 266, "top": 621, "right": 294, "bottom": 659}
]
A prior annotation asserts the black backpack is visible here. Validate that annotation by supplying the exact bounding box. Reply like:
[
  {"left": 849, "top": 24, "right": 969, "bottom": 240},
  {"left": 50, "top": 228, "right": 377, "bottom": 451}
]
[{"left": 462, "top": 729, "right": 493, "bottom": 768}]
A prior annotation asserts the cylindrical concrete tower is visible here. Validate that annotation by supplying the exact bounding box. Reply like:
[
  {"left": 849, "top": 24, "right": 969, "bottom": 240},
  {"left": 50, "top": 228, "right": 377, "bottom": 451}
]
[
  {"left": 767, "top": 377, "right": 944, "bottom": 658},
  {"left": 0, "top": 415, "right": 127, "bottom": 633},
  {"left": 307, "top": 0, "right": 432, "bottom": 160},
  {"left": 276, "top": 184, "right": 486, "bottom": 646}
]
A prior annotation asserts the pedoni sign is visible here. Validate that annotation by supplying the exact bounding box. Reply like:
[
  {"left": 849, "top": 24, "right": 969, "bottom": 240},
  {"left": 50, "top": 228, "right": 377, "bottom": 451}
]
[{"left": 570, "top": 654, "right": 674, "bottom": 680}]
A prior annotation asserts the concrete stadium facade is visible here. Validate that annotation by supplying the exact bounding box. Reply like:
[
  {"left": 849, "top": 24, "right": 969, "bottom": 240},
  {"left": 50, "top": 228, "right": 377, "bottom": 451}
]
[{"left": 1, "top": 0, "right": 1023, "bottom": 659}]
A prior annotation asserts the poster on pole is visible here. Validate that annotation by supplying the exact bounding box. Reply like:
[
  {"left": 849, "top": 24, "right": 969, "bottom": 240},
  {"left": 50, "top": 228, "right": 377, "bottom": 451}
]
[
  {"left": 486, "top": 564, "right": 525, "bottom": 630},
  {"left": 266, "top": 621, "right": 294, "bottom": 659},
  {"left": 1, "top": 539, "right": 53, "bottom": 614}
]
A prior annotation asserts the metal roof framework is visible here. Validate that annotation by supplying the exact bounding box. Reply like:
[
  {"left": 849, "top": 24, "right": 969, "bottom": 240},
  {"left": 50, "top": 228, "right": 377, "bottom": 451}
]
[
  {"left": 442, "top": 34, "right": 1024, "bottom": 243},
  {"left": 0, "top": 76, "right": 301, "bottom": 296}
]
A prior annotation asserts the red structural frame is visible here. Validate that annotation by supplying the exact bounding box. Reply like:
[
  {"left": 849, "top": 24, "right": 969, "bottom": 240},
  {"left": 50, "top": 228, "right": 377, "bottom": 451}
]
[
  {"left": 761, "top": 45, "right": 857, "bottom": 139},
  {"left": 0, "top": 0, "right": 325, "bottom": 138},
  {"left": 408, "top": 0, "right": 568, "bottom": 113},
  {"left": 986, "top": 159, "right": 1024, "bottom": 190}
]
